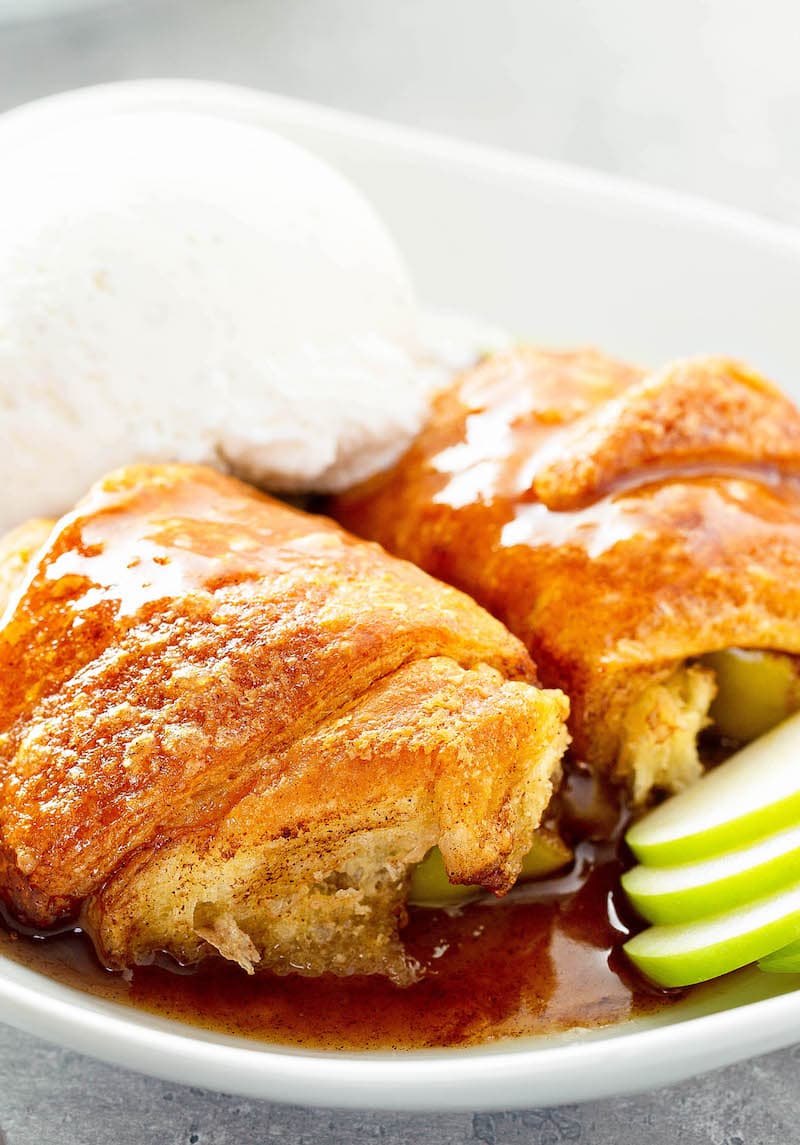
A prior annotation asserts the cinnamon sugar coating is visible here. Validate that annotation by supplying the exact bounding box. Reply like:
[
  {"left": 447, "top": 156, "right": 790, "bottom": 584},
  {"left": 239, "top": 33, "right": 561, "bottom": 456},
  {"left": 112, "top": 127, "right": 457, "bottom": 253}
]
[
  {"left": 333, "top": 349, "right": 800, "bottom": 788},
  {"left": 0, "top": 464, "right": 568, "bottom": 980}
]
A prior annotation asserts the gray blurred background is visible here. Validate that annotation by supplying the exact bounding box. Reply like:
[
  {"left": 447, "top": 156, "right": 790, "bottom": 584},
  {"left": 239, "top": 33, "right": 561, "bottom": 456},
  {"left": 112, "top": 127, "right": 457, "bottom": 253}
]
[
  {"left": 0, "top": 3, "right": 798, "bottom": 1143},
  {"left": 1, "top": 0, "right": 799, "bottom": 226}
]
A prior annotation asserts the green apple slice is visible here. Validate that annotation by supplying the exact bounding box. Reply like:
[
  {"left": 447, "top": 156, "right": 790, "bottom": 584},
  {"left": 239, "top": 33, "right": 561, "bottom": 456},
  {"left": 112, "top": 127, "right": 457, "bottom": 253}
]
[
  {"left": 624, "top": 878, "right": 800, "bottom": 987},
  {"left": 517, "top": 830, "right": 573, "bottom": 880},
  {"left": 626, "top": 711, "right": 800, "bottom": 866},
  {"left": 622, "top": 822, "right": 800, "bottom": 924},
  {"left": 702, "top": 649, "right": 800, "bottom": 743},
  {"left": 408, "top": 832, "right": 572, "bottom": 907},
  {"left": 759, "top": 937, "right": 800, "bottom": 973},
  {"left": 407, "top": 846, "right": 477, "bottom": 907}
]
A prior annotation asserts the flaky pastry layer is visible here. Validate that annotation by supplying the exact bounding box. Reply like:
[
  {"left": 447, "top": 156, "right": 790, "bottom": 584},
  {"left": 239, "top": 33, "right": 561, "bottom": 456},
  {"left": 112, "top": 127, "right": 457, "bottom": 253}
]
[
  {"left": 334, "top": 349, "right": 800, "bottom": 796},
  {"left": 0, "top": 464, "right": 568, "bottom": 980}
]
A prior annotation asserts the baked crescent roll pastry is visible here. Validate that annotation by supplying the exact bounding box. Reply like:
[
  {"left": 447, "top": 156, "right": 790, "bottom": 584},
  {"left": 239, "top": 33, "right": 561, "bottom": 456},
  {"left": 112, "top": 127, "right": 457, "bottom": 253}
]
[
  {"left": 0, "top": 464, "right": 568, "bottom": 982},
  {"left": 333, "top": 348, "right": 800, "bottom": 802},
  {"left": 0, "top": 517, "right": 55, "bottom": 617}
]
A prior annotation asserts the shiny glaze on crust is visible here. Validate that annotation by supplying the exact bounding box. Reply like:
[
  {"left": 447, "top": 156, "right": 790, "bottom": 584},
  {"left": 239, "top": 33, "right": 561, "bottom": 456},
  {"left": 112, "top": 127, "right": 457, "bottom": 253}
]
[
  {"left": 0, "top": 463, "right": 573, "bottom": 989},
  {"left": 333, "top": 349, "right": 800, "bottom": 773},
  {"left": 0, "top": 463, "right": 550, "bottom": 939}
]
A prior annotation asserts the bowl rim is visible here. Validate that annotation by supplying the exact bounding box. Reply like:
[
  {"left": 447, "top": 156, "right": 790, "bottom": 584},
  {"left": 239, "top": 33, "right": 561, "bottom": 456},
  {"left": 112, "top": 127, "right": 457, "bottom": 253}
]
[
  {"left": 1, "top": 946, "right": 799, "bottom": 1111},
  {"left": 1, "top": 78, "right": 799, "bottom": 1111}
]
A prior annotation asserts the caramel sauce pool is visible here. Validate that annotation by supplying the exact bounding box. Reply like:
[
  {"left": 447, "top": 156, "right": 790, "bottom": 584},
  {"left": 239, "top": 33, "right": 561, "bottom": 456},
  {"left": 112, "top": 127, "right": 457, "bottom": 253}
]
[{"left": 0, "top": 767, "right": 676, "bottom": 1051}]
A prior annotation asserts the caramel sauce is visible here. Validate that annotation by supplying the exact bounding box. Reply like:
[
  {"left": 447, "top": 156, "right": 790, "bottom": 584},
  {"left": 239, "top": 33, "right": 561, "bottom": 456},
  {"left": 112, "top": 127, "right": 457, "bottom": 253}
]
[{"left": 0, "top": 765, "right": 676, "bottom": 1051}]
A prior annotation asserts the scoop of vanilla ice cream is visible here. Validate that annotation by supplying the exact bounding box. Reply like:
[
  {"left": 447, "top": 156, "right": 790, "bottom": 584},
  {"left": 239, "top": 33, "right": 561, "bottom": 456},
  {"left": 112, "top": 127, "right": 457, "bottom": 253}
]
[{"left": 0, "top": 109, "right": 429, "bottom": 531}]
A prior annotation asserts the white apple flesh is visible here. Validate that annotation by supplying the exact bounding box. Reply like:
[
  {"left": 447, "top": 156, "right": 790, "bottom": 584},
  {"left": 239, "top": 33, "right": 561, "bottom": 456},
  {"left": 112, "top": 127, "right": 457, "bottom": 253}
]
[
  {"left": 622, "top": 822, "right": 800, "bottom": 925},
  {"left": 626, "top": 711, "right": 800, "bottom": 866},
  {"left": 624, "top": 879, "right": 800, "bottom": 987}
]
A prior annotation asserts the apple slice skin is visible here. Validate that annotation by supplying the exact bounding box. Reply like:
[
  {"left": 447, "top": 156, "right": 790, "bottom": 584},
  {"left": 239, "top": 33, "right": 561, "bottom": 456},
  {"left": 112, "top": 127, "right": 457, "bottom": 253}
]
[
  {"left": 625, "top": 711, "right": 800, "bottom": 867},
  {"left": 759, "top": 937, "right": 800, "bottom": 973},
  {"left": 622, "top": 830, "right": 800, "bottom": 925},
  {"left": 627, "top": 791, "right": 800, "bottom": 868},
  {"left": 624, "top": 883, "right": 800, "bottom": 988}
]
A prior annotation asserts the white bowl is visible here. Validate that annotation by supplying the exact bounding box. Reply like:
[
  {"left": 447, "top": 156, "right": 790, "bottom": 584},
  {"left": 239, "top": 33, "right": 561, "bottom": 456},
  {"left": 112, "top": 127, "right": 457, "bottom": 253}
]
[{"left": 1, "top": 79, "right": 800, "bottom": 1112}]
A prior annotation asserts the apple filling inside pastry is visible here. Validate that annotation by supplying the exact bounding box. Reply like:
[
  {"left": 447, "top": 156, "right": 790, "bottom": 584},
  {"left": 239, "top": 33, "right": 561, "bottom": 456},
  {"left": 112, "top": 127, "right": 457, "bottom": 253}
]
[{"left": 618, "top": 650, "right": 800, "bottom": 805}]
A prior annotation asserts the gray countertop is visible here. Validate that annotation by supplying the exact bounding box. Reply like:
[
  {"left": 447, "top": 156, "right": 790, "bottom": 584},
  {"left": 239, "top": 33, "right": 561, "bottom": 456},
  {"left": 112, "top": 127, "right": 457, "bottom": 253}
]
[
  {"left": 1, "top": 1023, "right": 798, "bottom": 1144},
  {"left": 1, "top": 2, "right": 799, "bottom": 1141}
]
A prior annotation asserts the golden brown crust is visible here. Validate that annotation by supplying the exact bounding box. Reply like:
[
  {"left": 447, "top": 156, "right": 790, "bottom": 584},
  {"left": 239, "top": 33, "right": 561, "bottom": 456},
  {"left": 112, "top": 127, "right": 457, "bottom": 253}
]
[
  {"left": 0, "top": 517, "right": 54, "bottom": 617},
  {"left": 532, "top": 358, "right": 800, "bottom": 510},
  {"left": 85, "top": 655, "right": 566, "bottom": 978},
  {"left": 333, "top": 348, "right": 800, "bottom": 785},
  {"left": 0, "top": 464, "right": 568, "bottom": 978}
]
